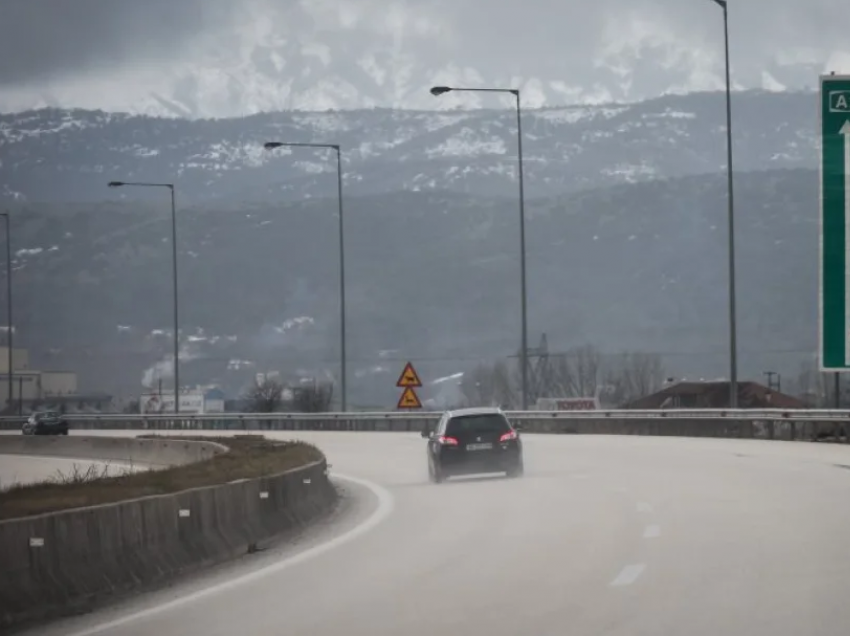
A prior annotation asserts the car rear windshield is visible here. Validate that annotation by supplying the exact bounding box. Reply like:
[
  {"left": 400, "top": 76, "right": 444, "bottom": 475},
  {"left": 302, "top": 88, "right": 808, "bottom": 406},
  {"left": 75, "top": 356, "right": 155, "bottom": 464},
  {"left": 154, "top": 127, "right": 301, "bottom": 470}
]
[{"left": 445, "top": 414, "right": 511, "bottom": 436}]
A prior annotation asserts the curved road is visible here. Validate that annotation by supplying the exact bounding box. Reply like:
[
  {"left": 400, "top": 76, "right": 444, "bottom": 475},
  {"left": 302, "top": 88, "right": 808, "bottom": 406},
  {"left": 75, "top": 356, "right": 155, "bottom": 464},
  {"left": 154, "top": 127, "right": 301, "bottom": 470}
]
[{"left": 20, "top": 432, "right": 850, "bottom": 636}]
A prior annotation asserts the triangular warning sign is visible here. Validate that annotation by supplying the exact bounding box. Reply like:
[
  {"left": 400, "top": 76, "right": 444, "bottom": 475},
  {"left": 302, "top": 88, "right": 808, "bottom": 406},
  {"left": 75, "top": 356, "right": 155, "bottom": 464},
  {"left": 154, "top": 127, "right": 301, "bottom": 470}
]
[
  {"left": 395, "top": 362, "right": 422, "bottom": 388},
  {"left": 397, "top": 387, "right": 422, "bottom": 409}
]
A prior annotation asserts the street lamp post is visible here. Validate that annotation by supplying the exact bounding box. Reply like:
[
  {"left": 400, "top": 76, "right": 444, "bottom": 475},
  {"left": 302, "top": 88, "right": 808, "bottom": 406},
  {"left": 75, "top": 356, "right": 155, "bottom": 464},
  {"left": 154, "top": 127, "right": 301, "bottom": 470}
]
[
  {"left": 711, "top": 0, "right": 738, "bottom": 408},
  {"left": 263, "top": 142, "right": 348, "bottom": 412},
  {"left": 429, "top": 85, "right": 529, "bottom": 409},
  {"left": 0, "top": 212, "right": 12, "bottom": 411},
  {"left": 108, "top": 181, "right": 181, "bottom": 414}
]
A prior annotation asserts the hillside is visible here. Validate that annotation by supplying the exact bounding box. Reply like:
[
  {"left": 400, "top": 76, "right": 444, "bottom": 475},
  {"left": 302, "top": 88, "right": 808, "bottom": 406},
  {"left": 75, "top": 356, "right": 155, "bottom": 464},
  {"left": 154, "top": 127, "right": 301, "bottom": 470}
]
[
  {"left": 1, "top": 91, "right": 817, "bottom": 205},
  {"left": 7, "top": 168, "right": 817, "bottom": 404}
]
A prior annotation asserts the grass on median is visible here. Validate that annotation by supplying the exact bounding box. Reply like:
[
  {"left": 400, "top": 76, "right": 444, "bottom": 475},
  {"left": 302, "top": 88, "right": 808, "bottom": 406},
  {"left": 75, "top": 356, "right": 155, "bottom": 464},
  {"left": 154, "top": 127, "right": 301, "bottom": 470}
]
[{"left": 0, "top": 435, "right": 324, "bottom": 521}]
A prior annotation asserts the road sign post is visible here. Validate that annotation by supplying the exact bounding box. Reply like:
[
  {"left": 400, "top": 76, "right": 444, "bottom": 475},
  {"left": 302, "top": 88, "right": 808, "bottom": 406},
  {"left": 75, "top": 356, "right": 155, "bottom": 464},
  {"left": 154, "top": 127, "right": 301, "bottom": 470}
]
[
  {"left": 395, "top": 361, "right": 423, "bottom": 409},
  {"left": 397, "top": 387, "right": 423, "bottom": 409},
  {"left": 820, "top": 75, "right": 850, "bottom": 371}
]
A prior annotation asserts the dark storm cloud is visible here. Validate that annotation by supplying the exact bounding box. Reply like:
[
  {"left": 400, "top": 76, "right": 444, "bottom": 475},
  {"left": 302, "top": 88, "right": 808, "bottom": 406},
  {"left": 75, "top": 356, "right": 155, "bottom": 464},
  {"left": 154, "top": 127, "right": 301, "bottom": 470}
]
[
  {"left": 0, "top": 0, "right": 237, "bottom": 86},
  {"left": 444, "top": 0, "right": 848, "bottom": 69},
  {"left": 0, "top": 0, "right": 847, "bottom": 90}
]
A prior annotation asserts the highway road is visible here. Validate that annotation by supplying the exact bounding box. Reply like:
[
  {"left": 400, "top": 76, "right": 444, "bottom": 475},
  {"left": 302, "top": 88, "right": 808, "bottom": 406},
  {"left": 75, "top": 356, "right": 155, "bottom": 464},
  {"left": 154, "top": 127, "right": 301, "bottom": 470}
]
[
  {"left": 0, "top": 454, "right": 142, "bottom": 489},
  {"left": 18, "top": 431, "right": 850, "bottom": 636}
]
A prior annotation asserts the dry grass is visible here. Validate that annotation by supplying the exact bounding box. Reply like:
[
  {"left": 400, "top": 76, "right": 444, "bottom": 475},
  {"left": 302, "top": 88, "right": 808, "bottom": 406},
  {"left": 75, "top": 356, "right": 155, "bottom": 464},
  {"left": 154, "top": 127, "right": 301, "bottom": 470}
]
[{"left": 0, "top": 435, "right": 323, "bottom": 520}]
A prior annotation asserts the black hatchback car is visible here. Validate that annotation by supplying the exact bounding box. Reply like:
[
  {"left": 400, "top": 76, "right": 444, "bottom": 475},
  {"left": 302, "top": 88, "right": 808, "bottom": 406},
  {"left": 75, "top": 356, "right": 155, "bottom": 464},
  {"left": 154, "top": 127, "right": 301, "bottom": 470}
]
[
  {"left": 22, "top": 411, "right": 69, "bottom": 436},
  {"left": 423, "top": 407, "right": 523, "bottom": 483}
]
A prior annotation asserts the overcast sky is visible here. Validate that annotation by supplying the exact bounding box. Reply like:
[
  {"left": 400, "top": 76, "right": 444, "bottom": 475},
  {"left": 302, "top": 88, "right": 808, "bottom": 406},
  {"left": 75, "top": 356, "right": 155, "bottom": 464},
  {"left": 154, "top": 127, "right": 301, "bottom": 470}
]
[{"left": 1, "top": 0, "right": 848, "bottom": 116}]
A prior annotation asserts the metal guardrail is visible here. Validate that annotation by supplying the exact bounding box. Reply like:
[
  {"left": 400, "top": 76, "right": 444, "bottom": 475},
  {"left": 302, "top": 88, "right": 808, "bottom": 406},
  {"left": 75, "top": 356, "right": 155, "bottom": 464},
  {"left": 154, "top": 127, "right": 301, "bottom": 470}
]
[
  {"left": 2, "top": 409, "right": 849, "bottom": 442},
  {"left": 54, "top": 409, "right": 850, "bottom": 421},
  {"left": 511, "top": 409, "right": 850, "bottom": 421},
  {"left": 2, "top": 409, "right": 850, "bottom": 424}
]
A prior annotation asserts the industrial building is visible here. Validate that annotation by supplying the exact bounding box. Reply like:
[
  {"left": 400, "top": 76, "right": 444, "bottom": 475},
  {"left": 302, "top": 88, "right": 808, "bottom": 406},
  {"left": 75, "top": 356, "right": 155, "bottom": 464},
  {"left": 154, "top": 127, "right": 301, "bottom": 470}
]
[{"left": 0, "top": 347, "right": 110, "bottom": 413}]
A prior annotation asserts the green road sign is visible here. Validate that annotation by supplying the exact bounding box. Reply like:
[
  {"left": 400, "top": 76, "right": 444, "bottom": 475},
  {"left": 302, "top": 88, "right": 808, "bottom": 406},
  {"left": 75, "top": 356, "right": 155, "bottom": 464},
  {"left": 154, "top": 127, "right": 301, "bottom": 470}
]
[{"left": 820, "top": 75, "right": 850, "bottom": 370}]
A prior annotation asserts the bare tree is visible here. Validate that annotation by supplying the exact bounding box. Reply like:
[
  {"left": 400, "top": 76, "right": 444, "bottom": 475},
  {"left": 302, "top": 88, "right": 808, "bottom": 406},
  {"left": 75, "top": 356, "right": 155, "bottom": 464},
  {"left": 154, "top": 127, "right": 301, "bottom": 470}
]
[
  {"left": 293, "top": 381, "right": 334, "bottom": 413},
  {"left": 549, "top": 345, "right": 602, "bottom": 398},
  {"left": 793, "top": 359, "right": 816, "bottom": 405},
  {"left": 604, "top": 351, "right": 664, "bottom": 406},
  {"left": 460, "top": 361, "right": 515, "bottom": 408},
  {"left": 789, "top": 357, "right": 850, "bottom": 407},
  {"left": 490, "top": 361, "right": 514, "bottom": 408},
  {"left": 244, "top": 378, "right": 285, "bottom": 413}
]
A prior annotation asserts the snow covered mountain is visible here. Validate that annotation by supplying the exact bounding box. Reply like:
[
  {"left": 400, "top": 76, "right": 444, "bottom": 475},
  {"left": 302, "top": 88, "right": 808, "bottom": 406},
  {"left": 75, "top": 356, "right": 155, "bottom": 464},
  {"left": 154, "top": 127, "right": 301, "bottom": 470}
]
[
  {"left": 0, "top": 88, "right": 825, "bottom": 404},
  {"left": 7, "top": 169, "right": 818, "bottom": 405},
  {"left": 0, "top": 90, "right": 819, "bottom": 205}
]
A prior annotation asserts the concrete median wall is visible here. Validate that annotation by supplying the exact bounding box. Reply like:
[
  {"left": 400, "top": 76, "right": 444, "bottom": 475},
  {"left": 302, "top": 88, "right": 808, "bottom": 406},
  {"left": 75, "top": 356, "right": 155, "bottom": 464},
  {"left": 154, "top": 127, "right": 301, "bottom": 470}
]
[
  {"left": 0, "top": 435, "right": 229, "bottom": 467},
  {"left": 0, "top": 458, "right": 336, "bottom": 629}
]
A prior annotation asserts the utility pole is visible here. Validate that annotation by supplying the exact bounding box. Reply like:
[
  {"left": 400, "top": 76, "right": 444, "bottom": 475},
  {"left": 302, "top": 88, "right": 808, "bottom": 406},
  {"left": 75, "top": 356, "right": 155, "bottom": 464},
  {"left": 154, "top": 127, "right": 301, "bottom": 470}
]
[
  {"left": 1, "top": 212, "right": 12, "bottom": 412},
  {"left": 708, "top": 0, "right": 738, "bottom": 408},
  {"left": 429, "top": 86, "right": 528, "bottom": 409},
  {"left": 263, "top": 142, "right": 348, "bottom": 411},
  {"left": 835, "top": 373, "right": 841, "bottom": 409},
  {"left": 763, "top": 371, "right": 781, "bottom": 393}
]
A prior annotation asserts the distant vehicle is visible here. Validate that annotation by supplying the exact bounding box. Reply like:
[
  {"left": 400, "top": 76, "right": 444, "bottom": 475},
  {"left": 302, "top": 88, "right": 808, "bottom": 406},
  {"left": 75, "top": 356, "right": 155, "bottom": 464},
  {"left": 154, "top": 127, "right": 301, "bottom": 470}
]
[
  {"left": 422, "top": 407, "right": 523, "bottom": 483},
  {"left": 22, "top": 411, "right": 69, "bottom": 436}
]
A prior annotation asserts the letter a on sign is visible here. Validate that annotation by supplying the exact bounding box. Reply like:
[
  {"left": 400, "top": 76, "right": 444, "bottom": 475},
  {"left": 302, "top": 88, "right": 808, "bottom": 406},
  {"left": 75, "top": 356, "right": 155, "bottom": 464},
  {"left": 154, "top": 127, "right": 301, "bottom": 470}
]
[
  {"left": 397, "top": 387, "right": 422, "bottom": 409},
  {"left": 396, "top": 362, "right": 422, "bottom": 388}
]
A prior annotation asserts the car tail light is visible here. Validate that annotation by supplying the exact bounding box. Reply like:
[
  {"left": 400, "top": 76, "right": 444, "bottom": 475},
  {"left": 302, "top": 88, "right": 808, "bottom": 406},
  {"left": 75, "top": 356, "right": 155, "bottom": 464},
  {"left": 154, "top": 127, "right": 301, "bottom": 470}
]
[
  {"left": 499, "top": 430, "right": 518, "bottom": 442},
  {"left": 437, "top": 435, "right": 459, "bottom": 446}
]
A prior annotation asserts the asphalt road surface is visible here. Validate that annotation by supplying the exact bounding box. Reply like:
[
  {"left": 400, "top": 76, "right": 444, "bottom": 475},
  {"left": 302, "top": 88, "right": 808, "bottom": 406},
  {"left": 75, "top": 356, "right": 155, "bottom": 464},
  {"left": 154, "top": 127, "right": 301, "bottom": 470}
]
[
  {"left": 0, "top": 454, "right": 141, "bottom": 489},
  {"left": 19, "top": 431, "right": 850, "bottom": 636}
]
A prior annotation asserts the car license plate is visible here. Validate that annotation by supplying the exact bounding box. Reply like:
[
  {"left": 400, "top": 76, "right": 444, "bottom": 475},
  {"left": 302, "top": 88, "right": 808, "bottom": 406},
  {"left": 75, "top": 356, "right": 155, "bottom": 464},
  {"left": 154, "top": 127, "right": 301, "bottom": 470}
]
[{"left": 466, "top": 443, "right": 492, "bottom": 451}]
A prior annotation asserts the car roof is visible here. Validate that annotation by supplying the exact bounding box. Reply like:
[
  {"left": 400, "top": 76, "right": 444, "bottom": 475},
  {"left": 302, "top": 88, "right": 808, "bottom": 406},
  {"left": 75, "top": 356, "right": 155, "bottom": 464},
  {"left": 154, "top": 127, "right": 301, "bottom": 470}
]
[{"left": 445, "top": 407, "right": 504, "bottom": 418}]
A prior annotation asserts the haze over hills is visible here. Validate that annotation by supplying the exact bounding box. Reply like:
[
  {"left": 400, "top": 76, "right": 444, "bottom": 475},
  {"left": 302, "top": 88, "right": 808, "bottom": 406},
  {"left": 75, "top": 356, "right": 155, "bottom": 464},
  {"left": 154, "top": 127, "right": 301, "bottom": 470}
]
[
  {"left": 0, "top": 89, "right": 825, "bottom": 404},
  {"left": 8, "top": 171, "right": 820, "bottom": 402}
]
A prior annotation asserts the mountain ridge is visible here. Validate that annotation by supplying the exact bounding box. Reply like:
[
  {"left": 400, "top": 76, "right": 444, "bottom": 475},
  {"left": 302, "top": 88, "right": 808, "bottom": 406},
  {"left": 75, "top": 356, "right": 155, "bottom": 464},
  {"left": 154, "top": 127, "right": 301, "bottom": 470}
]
[{"left": 0, "top": 90, "right": 820, "bottom": 206}]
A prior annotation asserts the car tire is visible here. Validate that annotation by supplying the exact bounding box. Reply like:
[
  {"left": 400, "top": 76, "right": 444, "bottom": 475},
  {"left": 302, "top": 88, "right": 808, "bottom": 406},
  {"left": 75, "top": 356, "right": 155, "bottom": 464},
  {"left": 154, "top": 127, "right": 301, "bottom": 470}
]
[
  {"left": 429, "top": 459, "right": 445, "bottom": 484},
  {"left": 506, "top": 460, "right": 524, "bottom": 479}
]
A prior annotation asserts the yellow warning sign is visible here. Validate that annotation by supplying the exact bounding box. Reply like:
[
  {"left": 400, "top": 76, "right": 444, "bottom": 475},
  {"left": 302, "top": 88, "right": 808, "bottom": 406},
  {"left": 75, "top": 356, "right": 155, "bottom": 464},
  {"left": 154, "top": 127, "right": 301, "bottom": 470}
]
[
  {"left": 395, "top": 362, "right": 422, "bottom": 388},
  {"left": 397, "top": 387, "right": 422, "bottom": 409}
]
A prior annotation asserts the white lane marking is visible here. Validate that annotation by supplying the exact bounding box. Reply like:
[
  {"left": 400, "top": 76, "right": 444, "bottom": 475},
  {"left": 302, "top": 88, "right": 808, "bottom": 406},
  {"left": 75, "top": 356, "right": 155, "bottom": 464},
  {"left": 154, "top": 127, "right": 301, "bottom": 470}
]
[
  {"left": 66, "top": 473, "right": 394, "bottom": 636},
  {"left": 636, "top": 502, "right": 653, "bottom": 513},
  {"left": 642, "top": 524, "right": 661, "bottom": 539},
  {"left": 610, "top": 563, "right": 646, "bottom": 587}
]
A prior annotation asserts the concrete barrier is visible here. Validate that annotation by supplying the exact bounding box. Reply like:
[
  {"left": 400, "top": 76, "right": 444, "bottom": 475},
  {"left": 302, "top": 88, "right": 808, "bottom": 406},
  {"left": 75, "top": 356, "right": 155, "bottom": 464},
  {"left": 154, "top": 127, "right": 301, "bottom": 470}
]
[
  {"left": 0, "top": 457, "right": 336, "bottom": 629},
  {"left": 0, "top": 435, "right": 229, "bottom": 467}
]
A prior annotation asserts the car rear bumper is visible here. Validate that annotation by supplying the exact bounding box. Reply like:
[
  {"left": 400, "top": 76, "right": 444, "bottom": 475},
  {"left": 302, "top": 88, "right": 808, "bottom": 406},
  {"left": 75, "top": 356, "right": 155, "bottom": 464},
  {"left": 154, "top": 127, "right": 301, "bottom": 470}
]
[
  {"left": 436, "top": 446, "right": 522, "bottom": 475},
  {"left": 34, "top": 426, "right": 69, "bottom": 435}
]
